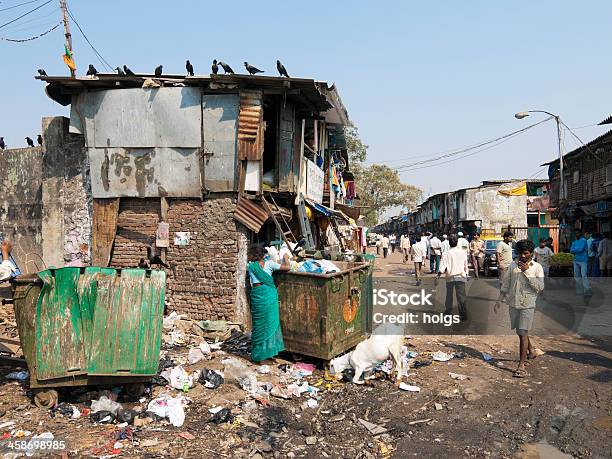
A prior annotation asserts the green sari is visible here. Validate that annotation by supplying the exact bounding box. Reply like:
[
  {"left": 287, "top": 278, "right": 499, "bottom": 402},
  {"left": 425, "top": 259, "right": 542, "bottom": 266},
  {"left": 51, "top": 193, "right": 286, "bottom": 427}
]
[{"left": 248, "top": 261, "right": 285, "bottom": 362}]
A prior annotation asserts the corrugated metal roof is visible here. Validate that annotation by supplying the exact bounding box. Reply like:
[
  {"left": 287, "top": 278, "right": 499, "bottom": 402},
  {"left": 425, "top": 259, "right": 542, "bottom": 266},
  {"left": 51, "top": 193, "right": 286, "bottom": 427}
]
[
  {"left": 238, "top": 90, "right": 264, "bottom": 161},
  {"left": 37, "top": 73, "right": 334, "bottom": 113},
  {"left": 599, "top": 115, "right": 612, "bottom": 125},
  {"left": 234, "top": 195, "right": 269, "bottom": 232}
]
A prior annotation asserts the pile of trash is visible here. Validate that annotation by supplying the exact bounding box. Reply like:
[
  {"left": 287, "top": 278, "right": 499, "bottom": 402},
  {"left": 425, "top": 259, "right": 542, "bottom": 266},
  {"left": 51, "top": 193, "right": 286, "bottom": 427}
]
[{"left": 265, "top": 242, "right": 341, "bottom": 274}]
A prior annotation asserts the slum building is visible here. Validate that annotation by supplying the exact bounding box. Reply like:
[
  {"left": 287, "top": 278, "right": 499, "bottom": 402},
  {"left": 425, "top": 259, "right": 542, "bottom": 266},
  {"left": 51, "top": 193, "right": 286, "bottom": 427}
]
[{"left": 36, "top": 72, "right": 352, "bottom": 323}]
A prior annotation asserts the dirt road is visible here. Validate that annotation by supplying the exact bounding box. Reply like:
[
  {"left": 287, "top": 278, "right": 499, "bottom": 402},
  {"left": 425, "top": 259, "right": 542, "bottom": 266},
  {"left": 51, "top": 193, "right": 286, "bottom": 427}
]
[{"left": 0, "top": 251, "right": 610, "bottom": 458}]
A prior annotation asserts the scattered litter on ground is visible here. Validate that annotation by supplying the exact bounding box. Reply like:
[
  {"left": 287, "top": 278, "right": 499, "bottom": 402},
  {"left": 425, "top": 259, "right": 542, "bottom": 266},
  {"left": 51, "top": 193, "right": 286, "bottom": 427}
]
[
  {"left": 91, "top": 395, "right": 122, "bottom": 416},
  {"left": 199, "top": 369, "right": 224, "bottom": 389},
  {"left": 161, "top": 365, "right": 194, "bottom": 392},
  {"left": 147, "top": 393, "right": 188, "bottom": 427},
  {"left": 359, "top": 418, "right": 388, "bottom": 435},
  {"left": 449, "top": 372, "right": 468, "bottom": 381},
  {"left": 5, "top": 370, "right": 28, "bottom": 381},
  {"left": 399, "top": 383, "right": 421, "bottom": 392},
  {"left": 432, "top": 351, "right": 453, "bottom": 362},
  {"left": 210, "top": 407, "right": 233, "bottom": 424},
  {"left": 481, "top": 352, "right": 494, "bottom": 361}
]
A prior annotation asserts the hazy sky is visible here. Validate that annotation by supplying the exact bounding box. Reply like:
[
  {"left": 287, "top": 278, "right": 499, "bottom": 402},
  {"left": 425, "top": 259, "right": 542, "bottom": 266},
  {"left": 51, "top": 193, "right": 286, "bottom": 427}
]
[{"left": 1, "top": 1, "right": 611, "bottom": 205}]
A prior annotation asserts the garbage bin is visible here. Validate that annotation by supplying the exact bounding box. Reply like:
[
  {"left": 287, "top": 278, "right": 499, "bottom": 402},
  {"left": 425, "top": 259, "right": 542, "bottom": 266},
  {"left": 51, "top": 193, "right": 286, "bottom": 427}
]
[
  {"left": 12, "top": 266, "right": 166, "bottom": 408},
  {"left": 275, "top": 261, "right": 373, "bottom": 360}
]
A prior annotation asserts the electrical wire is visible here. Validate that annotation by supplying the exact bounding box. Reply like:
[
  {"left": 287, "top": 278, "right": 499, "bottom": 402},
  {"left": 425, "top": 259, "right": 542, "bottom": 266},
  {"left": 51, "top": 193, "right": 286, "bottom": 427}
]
[
  {"left": 0, "top": 0, "right": 52, "bottom": 30},
  {"left": 0, "top": 0, "right": 43, "bottom": 13},
  {"left": 0, "top": 19, "right": 59, "bottom": 41},
  {"left": 65, "top": 5, "right": 113, "bottom": 71},
  {"left": 393, "top": 116, "right": 552, "bottom": 172},
  {"left": 0, "top": 3, "right": 58, "bottom": 31}
]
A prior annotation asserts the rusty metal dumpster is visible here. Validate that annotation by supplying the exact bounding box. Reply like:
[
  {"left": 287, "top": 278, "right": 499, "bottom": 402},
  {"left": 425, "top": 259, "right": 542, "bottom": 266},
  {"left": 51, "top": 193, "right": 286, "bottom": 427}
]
[
  {"left": 275, "top": 261, "right": 373, "bottom": 360},
  {"left": 13, "top": 266, "right": 165, "bottom": 408}
]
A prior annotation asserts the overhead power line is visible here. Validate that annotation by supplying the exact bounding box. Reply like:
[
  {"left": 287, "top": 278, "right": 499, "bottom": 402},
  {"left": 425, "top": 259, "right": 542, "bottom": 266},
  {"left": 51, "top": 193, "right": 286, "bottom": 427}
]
[
  {"left": 0, "top": 0, "right": 52, "bottom": 30},
  {"left": 393, "top": 116, "right": 552, "bottom": 172},
  {"left": 0, "top": 0, "right": 43, "bottom": 13},
  {"left": 0, "top": 19, "right": 59, "bottom": 41},
  {"left": 66, "top": 5, "right": 113, "bottom": 71}
]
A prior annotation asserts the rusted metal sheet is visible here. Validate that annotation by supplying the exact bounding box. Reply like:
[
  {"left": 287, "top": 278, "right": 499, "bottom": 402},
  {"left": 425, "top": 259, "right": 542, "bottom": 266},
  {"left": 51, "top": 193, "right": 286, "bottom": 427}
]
[
  {"left": 89, "top": 147, "right": 201, "bottom": 198},
  {"left": 72, "top": 87, "right": 202, "bottom": 148},
  {"left": 35, "top": 268, "right": 87, "bottom": 380},
  {"left": 88, "top": 269, "right": 165, "bottom": 376},
  {"left": 203, "top": 94, "right": 239, "bottom": 191},
  {"left": 278, "top": 102, "right": 295, "bottom": 192},
  {"left": 92, "top": 198, "right": 120, "bottom": 266},
  {"left": 234, "top": 195, "right": 269, "bottom": 232},
  {"left": 275, "top": 261, "right": 373, "bottom": 360},
  {"left": 238, "top": 90, "right": 264, "bottom": 160}
]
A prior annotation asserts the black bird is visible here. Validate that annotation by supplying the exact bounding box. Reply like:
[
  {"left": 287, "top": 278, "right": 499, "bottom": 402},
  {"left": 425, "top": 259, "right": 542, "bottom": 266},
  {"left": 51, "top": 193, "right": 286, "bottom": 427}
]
[
  {"left": 115, "top": 67, "right": 125, "bottom": 76},
  {"left": 276, "top": 60, "right": 290, "bottom": 77},
  {"left": 211, "top": 59, "right": 219, "bottom": 75},
  {"left": 86, "top": 64, "right": 98, "bottom": 76},
  {"left": 218, "top": 61, "right": 234, "bottom": 74},
  {"left": 26, "top": 137, "right": 34, "bottom": 147},
  {"left": 37, "top": 135, "right": 43, "bottom": 146},
  {"left": 186, "top": 60, "right": 194, "bottom": 76},
  {"left": 123, "top": 65, "right": 135, "bottom": 76},
  {"left": 37, "top": 69, "right": 47, "bottom": 76},
  {"left": 146, "top": 244, "right": 169, "bottom": 269},
  {"left": 244, "top": 62, "right": 264, "bottom": 75},
  {"left": 0, "top": 137, "right": 5, "bottom": 150},
  {"left": 154, "top": 65, "right": 163, "bottom": 77}
]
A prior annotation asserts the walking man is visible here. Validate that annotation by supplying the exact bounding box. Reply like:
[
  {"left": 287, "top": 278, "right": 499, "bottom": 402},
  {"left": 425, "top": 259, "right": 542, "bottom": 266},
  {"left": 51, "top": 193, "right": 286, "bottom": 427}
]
[
  {"left": 429, "top": 233, "right": 442, "bottom": 273},
  {"left": 400, "top": 234, "right": 411, "bottom": 263},
  {"left": 412, "top": 233, "right": 428, "bottom": 286},
  {"left": 381, "top": 234, "right": 390, "bottom": 259},
  {"left": 495, "top": 239, "right": 545, "bottom": 378},
  {"left": 496, "top": 231, "right": 514, "bottom": 288},
  {"left": 570, "top": 229, "right": 591, "bottom": 296},
  {"left": 389, "top": 234, "right": 397, "bottom": 253},
  {"left": 469, "top": 233, "right": 485, "bottom": 279},
  {"left": 441, "top": 234, "right": 450, "bottom": 254},
  {"left": 457, "top": 231, "right": 470, "bottom": 253},
  {"left": 437, "top": 235, "right": 469, "bottom": 321},
  {"left": 585, "top": 230, "right": 598, "bottom": 278},
  {"left": 598, "top": 232, "right": 612, "bottom": 277}
]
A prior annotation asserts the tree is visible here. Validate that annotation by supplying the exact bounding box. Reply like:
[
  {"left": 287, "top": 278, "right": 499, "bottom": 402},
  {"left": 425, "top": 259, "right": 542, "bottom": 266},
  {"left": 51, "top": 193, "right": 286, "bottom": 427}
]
[
  {"left": 357, "top": 164, "right": 422, "bottom": 226},
  {"left": 345, "top": 127, "right": 422, "bottom": 226}
]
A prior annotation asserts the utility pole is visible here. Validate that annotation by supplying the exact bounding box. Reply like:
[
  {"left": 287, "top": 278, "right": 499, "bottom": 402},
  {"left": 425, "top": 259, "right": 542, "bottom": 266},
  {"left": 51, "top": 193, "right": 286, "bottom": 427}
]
[
  {"left": 59, "top": 0, "right": 75, "bottom": 78},
  {"left": 555, "top": 116, "right": 565, "bottom": 202}
]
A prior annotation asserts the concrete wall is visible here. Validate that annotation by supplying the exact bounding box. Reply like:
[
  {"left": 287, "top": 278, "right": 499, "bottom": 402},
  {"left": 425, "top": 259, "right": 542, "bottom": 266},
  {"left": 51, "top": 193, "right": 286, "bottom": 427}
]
[
  {"left": 0, "top": 117, "right": 90, "bottom": 273},
  {"left": 466, "top": 186, "right": 527, "bottom": 232}
]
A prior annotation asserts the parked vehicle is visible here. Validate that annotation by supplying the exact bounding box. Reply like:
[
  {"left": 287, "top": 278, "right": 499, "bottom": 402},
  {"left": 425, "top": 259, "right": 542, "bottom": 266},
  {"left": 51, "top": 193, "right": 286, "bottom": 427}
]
[{"left": 482, "top": 239, "right": 517, "bottom": 277}]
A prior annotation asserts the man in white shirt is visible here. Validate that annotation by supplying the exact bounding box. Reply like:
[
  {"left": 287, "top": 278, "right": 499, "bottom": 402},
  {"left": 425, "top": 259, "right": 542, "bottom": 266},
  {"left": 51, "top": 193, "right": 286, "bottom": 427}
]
[
  {"left": 381, "top": 234, "right": 390, "bottom": 259},
  {"left": 441, "top": 234, "right": 450, "bottom": 254},
  {"left": 495, "top": 238, "right": 544, "bottom": 378},
  {"left": 429, "top": 233, "right": 442, "bottom": 274},
  {"left": 457, "top": 231, "right": 469, "bottom": 252},
  {"left": 436, "top": 235, "right": 469, "bottom": 320},
  {"left": 598, "top": 232, "right": 612, "bottom": 277},
  {"left": 389, "top": 234, "right": 397, "bottom": 253},
  {"left": 496, "top": 231, "right": 514, "bottom": 288},
  {"left": 533, "top": 238, "right": 554, "bottom": 277},
  {"left": 412, "top": 233, "right": 428, "bottom": 286},
  {"left": 400, "top": 234, "right": 411, "bottom": 263}
]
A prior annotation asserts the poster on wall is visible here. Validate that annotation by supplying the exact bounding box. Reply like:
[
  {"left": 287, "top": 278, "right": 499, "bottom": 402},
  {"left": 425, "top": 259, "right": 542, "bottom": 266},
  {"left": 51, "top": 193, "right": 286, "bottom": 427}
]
[
  {"left": 306, "top": 159, "right": 324, "bottom": 204},
  {"left": 156, "top": 222, "right": 170, "bottom": 247},
  {"left": 174, "top": 231, "right": 191, "bottom": 246}
]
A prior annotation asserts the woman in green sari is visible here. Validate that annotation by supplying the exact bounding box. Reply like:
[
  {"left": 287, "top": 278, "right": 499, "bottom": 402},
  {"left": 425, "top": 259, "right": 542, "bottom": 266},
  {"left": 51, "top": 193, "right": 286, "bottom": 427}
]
[{"left": 247, "top": 245, "right": 291, "bottom": 362}]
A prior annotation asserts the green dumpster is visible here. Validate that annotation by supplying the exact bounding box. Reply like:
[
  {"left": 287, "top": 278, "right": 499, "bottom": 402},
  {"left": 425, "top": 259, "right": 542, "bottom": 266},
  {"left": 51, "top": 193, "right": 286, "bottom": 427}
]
[
  {"left": 13, "top": 266, "right": 166, "bottom": 408},
  {"left": 275, "top": 261, "right": 373, "bottom": 361}
]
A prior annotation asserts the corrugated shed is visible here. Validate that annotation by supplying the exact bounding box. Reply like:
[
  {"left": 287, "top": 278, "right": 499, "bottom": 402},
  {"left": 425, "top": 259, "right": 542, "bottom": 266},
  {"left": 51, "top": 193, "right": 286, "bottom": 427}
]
[
  {"left": 234, "top": 195, "right": 269, "bottom": 232},
  {"left": 238, "top": 90, "right": 264, "bottom": 161},
  {"left": 599, "top": 115, "right": 612, "bottom": 125}
]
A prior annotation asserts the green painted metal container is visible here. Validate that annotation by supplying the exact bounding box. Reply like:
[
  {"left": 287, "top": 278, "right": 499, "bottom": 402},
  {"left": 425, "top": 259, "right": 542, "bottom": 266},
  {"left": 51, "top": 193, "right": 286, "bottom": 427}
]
[
  {"left": 13, "top": 267, "right": 166, "bottom": 392},
  {"left": 275, "top": 261, "right": 373, "bottom": 360}
]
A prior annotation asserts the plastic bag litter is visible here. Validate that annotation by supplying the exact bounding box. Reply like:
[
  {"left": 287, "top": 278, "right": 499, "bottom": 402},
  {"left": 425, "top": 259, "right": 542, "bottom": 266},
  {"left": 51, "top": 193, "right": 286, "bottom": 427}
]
[
  {"left": 221, "top": 357, "right": 253, "bottom": 381},
  {"left": 198, "top": 369, "right": 224, "bottom": 389},
  {"left": 432, "top": 351, "right": 453, "bottom": 362},
  {"left": 116, "top": 408, "right": 137, "bottom": 425},
  {"left": 187, "top": 342, "right": 212, "bottom": 364},
  {"left": 24, "top": 432, "right": 53, "bottom": 457},
  {"left": 55, "top": 402, "right": 80, "bottom": 419},
  {"left": 147, "top": 393, "right": 187, "bottom": 427},
  {"left": 91, "top": 395, "right": 123, "bottom": 415},
  {"left": 160, "top": 366, "right": 193, "bottom": 392},
  {"left": 481, "top": 352, "right": 494, "bottom": 361},
  {"left": 209, "top": 407, "right": 233, "bottom": 424},
  {"left": 6, "top": 370, "right": 29, "bottom": 381},
  {"left": 163, "top": 311, "right": 187, "bottom": 330},
  {"left": 399, "top": 383, "right": 421, "bottom": 392},
  {"left": 256, "top": 364, "right": 271, "bottom": 374},
  {"left": 90, "top": 410, "right": 115, "bottom": 423},
  {"left": 287, "top": 381, "right": 319, "bottom": 398}
]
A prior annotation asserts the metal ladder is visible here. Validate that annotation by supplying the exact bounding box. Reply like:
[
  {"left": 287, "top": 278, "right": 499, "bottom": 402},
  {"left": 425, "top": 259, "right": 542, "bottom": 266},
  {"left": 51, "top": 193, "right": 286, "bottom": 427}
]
[
  {"left": 261, "top": 194, "right": 315, "bottom": 250},
  {"left": 296, "top": 194, "right": 315, "bottom": 250}
]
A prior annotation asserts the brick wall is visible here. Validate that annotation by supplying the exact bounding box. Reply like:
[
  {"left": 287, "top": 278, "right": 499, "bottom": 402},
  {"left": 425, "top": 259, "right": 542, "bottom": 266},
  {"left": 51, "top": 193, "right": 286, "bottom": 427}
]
[
  {"left": 110, "top": 198, "right": 161, "bottom": 268},
  {"left": 165, "top": 195, "right": 242, "bottom": 320}
]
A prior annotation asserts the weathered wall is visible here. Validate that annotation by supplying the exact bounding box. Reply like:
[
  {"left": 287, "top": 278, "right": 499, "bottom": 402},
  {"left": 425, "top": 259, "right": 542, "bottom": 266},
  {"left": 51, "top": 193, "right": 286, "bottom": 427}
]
[
  {"left": 0, "top": 147, "right": 44, "bottom": 272},
  {"left": 0, "top": 117, "right": 90, "bottom": 272},
  {"left": 165, "top": 195, "right": 244, "bottom": 321},
  {"left": 106, "top": 195, "right": 248, "bottom": 321},
  {"left": 466, "top": 186, "right": 527, "bottom": 232}
]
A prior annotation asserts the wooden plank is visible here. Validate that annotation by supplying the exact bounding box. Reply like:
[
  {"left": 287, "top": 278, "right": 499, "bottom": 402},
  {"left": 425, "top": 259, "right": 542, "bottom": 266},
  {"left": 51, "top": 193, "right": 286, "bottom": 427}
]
[{"left": 92, "top": 198, "right": 120, "bottom": 267}]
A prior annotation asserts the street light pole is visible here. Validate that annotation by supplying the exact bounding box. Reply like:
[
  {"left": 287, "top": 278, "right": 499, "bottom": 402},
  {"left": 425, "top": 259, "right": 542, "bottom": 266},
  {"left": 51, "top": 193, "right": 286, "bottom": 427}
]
[{"left": 515, "top": 110, "right": 564, "bottom": 201}]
